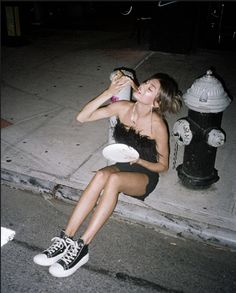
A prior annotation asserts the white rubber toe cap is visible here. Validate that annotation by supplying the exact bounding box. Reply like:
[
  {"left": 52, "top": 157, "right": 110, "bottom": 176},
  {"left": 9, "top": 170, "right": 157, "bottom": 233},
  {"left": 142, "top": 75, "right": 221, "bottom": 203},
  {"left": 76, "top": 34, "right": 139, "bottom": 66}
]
[
  {"left": 49, "top": 263, "right": 68, "bottom": 278},
  {"left": 33, "top": 253, "right": 54, "bottom": 266}
]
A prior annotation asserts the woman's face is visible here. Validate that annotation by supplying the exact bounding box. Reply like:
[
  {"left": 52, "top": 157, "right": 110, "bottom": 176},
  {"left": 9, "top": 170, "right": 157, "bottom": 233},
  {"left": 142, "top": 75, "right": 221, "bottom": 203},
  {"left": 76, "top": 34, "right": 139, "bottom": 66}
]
[{"left": 133, "top": 78, "right": 160, "bottom": 106}]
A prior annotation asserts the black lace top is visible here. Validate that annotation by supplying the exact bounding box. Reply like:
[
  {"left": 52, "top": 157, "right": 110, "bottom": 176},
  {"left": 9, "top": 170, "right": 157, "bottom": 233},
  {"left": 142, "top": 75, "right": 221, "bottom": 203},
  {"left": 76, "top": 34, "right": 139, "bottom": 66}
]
[{"left": 113, "top": 119, "right": 158, "bottom": 162}]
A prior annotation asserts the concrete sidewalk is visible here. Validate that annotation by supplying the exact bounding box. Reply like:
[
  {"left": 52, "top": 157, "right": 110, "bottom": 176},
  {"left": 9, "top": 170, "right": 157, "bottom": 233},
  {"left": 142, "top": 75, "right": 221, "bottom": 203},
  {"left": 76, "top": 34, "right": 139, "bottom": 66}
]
[{"left": 1, "top": 29, "right": 236, "bottom": 249}]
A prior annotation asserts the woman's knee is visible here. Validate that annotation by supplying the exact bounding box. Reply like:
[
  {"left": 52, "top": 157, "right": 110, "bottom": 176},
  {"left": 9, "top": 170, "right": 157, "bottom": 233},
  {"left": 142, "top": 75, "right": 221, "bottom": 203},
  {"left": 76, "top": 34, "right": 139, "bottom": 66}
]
[
  {"left": 94, "top": 168, "right": 113, "bottom": 183},
  {"left": 106, "top": 173, "right": 122, "bottom": 190}
]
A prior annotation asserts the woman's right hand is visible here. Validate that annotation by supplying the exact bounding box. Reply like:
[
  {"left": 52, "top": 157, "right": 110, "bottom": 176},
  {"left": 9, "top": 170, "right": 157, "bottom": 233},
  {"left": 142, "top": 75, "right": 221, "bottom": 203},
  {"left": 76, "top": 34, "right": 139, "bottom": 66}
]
[{"left": 107, "top": 72, "right": 134, "bottom": 96}]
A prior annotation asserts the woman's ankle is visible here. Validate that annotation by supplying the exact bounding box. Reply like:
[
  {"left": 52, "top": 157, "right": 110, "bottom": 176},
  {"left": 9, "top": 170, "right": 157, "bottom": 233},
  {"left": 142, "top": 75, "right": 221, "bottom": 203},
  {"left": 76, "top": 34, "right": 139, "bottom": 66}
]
[
  {"left": 80, "top": 235, "right": 90, "bottom": 245},
  {"left": 63, "top": 229, "right": 75, "bottom": 239}
]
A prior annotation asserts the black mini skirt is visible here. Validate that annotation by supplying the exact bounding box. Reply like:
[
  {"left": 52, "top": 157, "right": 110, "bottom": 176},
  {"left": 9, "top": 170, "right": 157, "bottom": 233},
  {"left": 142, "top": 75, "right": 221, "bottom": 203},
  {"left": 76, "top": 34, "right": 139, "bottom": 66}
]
[{"left": 115, "top": 162, "right": 159, "bottom": 201}]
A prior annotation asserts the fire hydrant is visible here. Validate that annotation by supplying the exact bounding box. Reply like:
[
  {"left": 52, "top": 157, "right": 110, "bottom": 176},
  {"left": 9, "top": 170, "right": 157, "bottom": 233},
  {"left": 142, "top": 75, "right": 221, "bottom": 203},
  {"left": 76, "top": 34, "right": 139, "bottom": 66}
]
[{"left": 173, "top": 69, "right": 231, "bottom": 189}]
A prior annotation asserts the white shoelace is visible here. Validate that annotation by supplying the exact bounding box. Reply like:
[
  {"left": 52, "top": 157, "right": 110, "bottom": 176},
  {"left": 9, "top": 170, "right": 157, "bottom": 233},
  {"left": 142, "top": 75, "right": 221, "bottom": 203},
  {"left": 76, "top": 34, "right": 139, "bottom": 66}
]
[
  {"left": 45, "top": 237, "right": 73, "bottom": 255},
  {"left": 61, "top": 241, "right": 84, "bottom": 265}
]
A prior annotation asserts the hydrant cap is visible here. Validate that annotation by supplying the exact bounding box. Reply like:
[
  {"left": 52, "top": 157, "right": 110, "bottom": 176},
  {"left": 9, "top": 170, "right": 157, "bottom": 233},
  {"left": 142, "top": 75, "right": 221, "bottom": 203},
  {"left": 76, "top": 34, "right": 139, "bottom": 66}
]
[{"left": 183, "top": 70, "right": 231, "bottom": 113}]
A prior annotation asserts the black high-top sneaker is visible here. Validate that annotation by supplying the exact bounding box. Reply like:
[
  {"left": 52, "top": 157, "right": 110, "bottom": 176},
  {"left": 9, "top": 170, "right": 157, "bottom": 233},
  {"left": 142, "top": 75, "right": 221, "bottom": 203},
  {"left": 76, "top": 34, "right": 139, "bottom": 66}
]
[
  {"left": 49, "top": 238, "right": 89, "bottom": 278},
  {"left": 33, "top": 230, "right": 73, "bottom": 266}
]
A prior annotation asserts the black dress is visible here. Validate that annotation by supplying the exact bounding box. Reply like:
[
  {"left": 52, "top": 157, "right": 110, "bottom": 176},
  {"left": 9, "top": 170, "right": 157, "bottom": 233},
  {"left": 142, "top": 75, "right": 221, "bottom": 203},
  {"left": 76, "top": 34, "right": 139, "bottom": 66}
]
[{"left": 113, "top": 119, "right": 159, "bottom": 201}]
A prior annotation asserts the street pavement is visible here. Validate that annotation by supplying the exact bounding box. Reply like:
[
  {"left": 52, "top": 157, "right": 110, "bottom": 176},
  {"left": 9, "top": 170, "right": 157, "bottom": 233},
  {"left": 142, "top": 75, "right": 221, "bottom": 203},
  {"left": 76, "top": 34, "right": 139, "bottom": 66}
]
[
  {"left": 2, "top": 184, "right": 236, "bottom": 293},
  {"left": 1, "top": 28, "right": 236, "bottom": 249}
]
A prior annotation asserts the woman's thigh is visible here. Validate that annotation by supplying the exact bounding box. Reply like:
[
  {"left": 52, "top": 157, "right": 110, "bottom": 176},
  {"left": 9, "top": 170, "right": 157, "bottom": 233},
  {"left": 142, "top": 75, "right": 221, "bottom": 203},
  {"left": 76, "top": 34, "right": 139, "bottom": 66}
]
[
  {"left": 97, "top": 165, "right": 120, "bottom": 177},
  {"left": 107, "top": 172, "right": 149, "bottom": 197}
]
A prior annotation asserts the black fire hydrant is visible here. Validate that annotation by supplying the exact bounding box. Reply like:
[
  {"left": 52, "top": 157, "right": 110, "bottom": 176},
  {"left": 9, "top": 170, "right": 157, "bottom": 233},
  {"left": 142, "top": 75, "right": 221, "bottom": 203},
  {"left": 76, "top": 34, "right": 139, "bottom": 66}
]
[{"left": 173, "top": 70, "right": 231, "bottom": 189}]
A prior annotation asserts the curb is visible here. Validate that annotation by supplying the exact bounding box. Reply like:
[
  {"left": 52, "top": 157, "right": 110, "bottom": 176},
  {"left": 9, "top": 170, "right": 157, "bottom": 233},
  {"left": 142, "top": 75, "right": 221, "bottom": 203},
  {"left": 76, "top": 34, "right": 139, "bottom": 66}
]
[{"left": 1, "top": 168, "right": 236, "bottom": 250}]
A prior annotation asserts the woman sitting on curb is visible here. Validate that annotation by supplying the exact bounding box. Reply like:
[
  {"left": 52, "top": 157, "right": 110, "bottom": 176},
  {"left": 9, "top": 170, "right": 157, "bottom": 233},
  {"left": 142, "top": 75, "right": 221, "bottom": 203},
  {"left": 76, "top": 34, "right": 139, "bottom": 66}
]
[{"left": 33, "top": 70, "right": 182, "bottom": 278}]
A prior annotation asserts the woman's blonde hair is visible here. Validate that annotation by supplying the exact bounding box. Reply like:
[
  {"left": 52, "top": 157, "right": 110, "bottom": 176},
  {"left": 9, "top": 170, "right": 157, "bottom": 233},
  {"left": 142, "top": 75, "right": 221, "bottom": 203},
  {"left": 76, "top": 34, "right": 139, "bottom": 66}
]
[{"left": 149, "top": 73, "right": 182, "bottom": 114}]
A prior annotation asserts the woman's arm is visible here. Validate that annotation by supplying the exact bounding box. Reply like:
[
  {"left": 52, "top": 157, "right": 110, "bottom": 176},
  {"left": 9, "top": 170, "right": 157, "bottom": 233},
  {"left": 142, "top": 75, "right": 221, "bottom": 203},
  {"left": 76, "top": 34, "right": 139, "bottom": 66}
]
[{"left": 76, "top": 75, "right": 132, "bottom": 123}]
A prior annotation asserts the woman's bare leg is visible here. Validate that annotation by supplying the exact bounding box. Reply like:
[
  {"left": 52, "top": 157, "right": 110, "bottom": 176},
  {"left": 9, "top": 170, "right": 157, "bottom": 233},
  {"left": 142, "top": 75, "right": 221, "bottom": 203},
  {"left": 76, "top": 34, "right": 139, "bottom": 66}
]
[
  {"left": 81, "top": 172, "right": 148, "bottom": 244},
  {"left": 64, "top": 166, "right": 118, "bottom": 237}
]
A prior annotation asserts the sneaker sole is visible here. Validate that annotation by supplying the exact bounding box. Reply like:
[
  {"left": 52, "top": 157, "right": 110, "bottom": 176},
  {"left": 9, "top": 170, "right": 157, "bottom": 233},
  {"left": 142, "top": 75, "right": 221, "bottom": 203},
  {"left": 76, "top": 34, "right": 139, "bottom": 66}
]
[{"left": 49, "top": 253, "right": 89, "bottom": 278}]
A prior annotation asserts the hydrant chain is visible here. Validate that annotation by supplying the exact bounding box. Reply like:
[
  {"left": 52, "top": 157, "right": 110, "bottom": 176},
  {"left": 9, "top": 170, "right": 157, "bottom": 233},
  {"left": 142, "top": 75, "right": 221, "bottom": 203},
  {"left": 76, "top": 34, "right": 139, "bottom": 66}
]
[{"left": 172, "top": 142, "right": 179, "bottom": 169}]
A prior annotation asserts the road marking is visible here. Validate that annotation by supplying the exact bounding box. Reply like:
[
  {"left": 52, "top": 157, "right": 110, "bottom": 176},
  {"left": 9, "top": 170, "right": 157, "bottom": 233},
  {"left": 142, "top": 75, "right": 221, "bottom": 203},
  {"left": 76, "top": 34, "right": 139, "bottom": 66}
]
[{"left": 1, "top": 227, "right": 15, "bottom": 247}]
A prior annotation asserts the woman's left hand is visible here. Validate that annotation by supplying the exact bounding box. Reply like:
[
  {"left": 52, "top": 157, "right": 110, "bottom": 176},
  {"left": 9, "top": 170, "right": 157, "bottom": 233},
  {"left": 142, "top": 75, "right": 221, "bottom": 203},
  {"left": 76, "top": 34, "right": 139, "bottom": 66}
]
[{"left": 129, "top": 158, "right": 140, "bottom": 165}]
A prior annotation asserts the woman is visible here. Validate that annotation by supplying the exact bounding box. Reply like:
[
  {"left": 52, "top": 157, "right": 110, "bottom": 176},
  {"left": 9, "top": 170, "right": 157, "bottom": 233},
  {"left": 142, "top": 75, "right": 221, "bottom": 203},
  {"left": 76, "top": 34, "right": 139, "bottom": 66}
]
[{"left": 33, "top": 71, "right": 182, "bottom": 278}]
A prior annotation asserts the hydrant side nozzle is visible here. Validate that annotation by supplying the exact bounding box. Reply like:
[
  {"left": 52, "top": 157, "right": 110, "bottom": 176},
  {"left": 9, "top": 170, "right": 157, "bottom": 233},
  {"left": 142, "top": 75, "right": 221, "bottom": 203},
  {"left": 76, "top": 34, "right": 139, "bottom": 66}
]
[
  {"left": 172, "top": 119, "right": 193, "bottom": 146},
  {"left": 205, "top": 128, "right": 226, "bottom": 147}
]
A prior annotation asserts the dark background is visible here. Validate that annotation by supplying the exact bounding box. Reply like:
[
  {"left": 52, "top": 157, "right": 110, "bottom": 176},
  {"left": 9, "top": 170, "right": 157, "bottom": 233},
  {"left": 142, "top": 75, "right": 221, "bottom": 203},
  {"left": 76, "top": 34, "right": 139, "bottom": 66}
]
[{"left": 1, "top": 1, "right": 236, "bottom": 53}]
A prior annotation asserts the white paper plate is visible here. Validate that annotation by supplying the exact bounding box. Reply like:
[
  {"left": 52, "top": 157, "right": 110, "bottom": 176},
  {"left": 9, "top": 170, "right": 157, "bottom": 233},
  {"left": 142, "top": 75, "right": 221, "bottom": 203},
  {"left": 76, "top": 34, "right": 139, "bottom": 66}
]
[{"left": 102, "top": 143, "right": 139, "bottom": 163}]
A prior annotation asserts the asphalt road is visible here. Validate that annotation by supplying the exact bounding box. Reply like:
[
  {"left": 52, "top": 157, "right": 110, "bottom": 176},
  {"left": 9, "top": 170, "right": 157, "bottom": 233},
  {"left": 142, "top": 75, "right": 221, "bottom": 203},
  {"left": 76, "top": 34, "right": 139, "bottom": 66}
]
[{"left": 1, "top": 184, "right": 236, "bottom": 293}]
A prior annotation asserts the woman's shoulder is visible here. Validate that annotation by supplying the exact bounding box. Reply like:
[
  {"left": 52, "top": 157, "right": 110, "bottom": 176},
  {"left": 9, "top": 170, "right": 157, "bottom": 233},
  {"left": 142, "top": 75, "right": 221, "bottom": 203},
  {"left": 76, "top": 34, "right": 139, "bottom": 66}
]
[
  {"left": 115, "top": 100, "right": 134, "bottom": 107},
  {"left": 109, "top": 100, "right": 133, "bottom": 109},
  {"left": 113, "top": 100, "right": 134, "bottom": 117}
]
